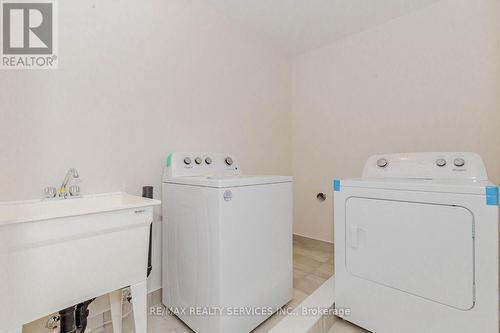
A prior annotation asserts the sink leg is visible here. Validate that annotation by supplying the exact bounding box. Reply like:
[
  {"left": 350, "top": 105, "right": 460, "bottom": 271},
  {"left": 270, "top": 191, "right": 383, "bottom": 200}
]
[
  {"left": 130, "top": 281, "right": 148, "bottom": 333},
  {"left": 109, "top": 289, "right": 123, "bottom": 333}
]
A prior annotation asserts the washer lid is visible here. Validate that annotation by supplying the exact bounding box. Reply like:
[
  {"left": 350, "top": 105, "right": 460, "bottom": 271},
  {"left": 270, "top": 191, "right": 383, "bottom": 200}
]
[
  {"left": 342, "top": 178, "right": 492, "bottom": 195},
  {"left": 163, "top": 175, "right": 292, "bottom": 188}
]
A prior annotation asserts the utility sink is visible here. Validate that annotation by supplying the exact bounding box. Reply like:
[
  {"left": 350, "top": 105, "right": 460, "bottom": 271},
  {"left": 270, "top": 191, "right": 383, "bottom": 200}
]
[{"left": 0, "top": 192, "right": 161, "bottom": 333}]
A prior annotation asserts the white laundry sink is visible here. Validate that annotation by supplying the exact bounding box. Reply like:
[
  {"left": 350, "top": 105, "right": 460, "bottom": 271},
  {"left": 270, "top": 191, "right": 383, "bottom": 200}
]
[{"left": 0, "top": 192, "right": 161, "bottom": 333}]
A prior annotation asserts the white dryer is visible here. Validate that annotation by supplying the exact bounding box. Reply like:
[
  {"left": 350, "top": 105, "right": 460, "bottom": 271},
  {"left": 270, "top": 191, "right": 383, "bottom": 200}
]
[
  {"left": 334, "top": 152, "right": 498, "bottom": 333},
  {"left": 162, "top": 152, "right": 293, "bottom": 333}
]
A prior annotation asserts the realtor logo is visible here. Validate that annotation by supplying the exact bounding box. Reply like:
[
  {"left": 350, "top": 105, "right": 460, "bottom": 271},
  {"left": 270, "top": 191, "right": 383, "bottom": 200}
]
[{"left": 1, "top": 0, "right": 57, "bottom": 69}]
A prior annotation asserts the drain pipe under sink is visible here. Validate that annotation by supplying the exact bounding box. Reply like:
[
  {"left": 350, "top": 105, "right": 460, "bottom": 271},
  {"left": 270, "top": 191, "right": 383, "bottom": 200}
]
[
  {"left": 59, "top": 298, "right": 95, "bottom": 333},
  {"left": 142, "top": 186, "right": 154, "bottom": 278}
]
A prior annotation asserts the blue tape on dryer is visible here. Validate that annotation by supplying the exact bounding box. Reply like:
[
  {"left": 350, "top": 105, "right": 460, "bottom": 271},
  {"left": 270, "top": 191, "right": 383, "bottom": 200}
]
[
  {"left": 486, "top": 186, "right": 499, "bottom": 206},
  {"left": 333, "top": 179, "right": 341, "bottom": 192}
]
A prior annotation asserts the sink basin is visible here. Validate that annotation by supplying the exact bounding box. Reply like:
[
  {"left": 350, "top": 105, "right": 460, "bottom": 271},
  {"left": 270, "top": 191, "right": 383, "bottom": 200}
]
[
  {"left": 0, "top": 192, "right": 160, "bottom": 225},
  {"left": 0, "top": 192, "right": 160, "bottom": 333}
]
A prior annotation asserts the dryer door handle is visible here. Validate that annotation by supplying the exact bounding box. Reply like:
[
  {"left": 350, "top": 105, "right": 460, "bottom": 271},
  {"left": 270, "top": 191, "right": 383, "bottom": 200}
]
[
  {"left": 350, "top": 226, "right": 366, "bottom": 249},
  {"left": 350, "top": 226, "right": 359, "bottom": 249}
]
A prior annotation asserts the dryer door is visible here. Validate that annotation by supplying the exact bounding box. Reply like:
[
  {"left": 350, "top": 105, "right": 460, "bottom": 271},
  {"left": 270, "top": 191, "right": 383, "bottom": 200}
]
[{"left": 345, "top": 197, "right": 474, "bottom": 310}]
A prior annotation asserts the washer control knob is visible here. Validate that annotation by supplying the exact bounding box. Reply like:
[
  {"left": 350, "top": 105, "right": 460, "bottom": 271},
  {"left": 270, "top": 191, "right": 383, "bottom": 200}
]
[
  {"left": 183, "top": 157, "right": 192, "bottom": 165},
  {"left": 454, "top": 158, "right": 465, "bottom": 167},
  {"left": 377, "top": 158, "right": 388, "bottom": 168},
  {"left": 195, "top": 157, "right": 202, "bottom": 165},
  {"left": 205, "top": 157, "right": 212, "bottom": 165},
  {"left": 436, "top": 158, "right": 447, "bottom": 167},
  {"left": 225, "top": 157, "right": 233, "bottom": 166}
]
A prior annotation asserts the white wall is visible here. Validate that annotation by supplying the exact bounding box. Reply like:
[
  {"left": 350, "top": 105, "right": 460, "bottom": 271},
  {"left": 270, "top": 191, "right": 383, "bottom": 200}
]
[
  {"left": 4, "top": 0, "right": 500, "bottom": 330},
  {"left": 0, "top": 0, "right": 292, "bottom": 280},
  {"left": 291, "top": 0, "right": 500, "bottom": 242},
  {"left": 0, "top": 0, "right": 291, "bottom": 202},
  {"left": 0, "top": 0, "right": 291, "bottom": 330}
]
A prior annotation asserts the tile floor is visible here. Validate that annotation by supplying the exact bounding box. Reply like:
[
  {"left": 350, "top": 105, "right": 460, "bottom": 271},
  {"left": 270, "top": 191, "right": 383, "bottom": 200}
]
[{"left": 93, "top": 235, "right": 364, "bottom": 333}]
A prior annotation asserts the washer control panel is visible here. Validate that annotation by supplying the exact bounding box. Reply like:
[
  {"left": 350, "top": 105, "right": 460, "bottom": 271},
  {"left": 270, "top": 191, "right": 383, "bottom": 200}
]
[
  {"left": 363, "top": 152, "right": 487, "bottom": 180},
  {"left": 164, "top": 152, "right": 241, "bottom": 178}
]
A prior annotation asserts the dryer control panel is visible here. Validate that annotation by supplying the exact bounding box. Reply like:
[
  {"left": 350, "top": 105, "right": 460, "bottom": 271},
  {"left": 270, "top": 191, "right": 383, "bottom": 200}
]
[
  {"left": 362, "top": 152, "right": 488, "bottom": 181},
  {"left": 164, "top": 152, "right": 241, "bottom": 178}
]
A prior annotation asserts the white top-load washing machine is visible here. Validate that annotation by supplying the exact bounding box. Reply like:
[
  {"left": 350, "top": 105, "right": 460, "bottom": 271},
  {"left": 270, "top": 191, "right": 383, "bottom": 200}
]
[
  {"left": 162, "top": 152, "right": 293, "bottom": 333},
  {"left": 334, "top": 152, "right": 498, "bottom": 333}
]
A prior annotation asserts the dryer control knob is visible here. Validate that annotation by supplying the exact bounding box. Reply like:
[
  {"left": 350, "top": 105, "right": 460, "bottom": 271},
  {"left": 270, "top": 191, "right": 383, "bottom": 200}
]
[
  {"left": 205, "top": 157, "right": 212, "bottom": 165},
  {"left": 454, "top": 158, "right": 465, "bottom": 167},
  {"left": 377, "top": 158, "right": 388, "bottom": 168},
  {"left": 225, "top": 157, "right": 233, "bottom": 166},
  {"left": 184, "top": 157, "right": 192, "bottom": 165},
  {"left": 195, "top": 157, "right": 202, "bottom": 165},
  {"left": 436, "top": 158, "right": 447, "bottom": 167}
]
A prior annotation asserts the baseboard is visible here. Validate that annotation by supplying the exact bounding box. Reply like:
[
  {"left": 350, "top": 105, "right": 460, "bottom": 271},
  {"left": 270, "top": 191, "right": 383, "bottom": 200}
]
[{"left": 293, "top": 233, "right": 333, "bottom": 245}]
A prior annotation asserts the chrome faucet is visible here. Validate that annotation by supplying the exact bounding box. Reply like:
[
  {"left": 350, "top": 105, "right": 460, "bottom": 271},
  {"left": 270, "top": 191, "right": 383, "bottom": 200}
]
[
  {"left": 59, "top": 168, "right": 80, "bottom": 198},
  {"left": 44, "top": 168, "right": 81, "bottom": 199}
]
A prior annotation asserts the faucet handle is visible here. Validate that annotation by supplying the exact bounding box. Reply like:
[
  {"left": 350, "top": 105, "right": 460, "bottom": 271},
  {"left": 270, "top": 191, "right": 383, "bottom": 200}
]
[
  {"left": 69, "top": 185, "right": 80, "bottom": 197},
  {"left": 44, "top": 186, "right": 57, "bottom": 198}
]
